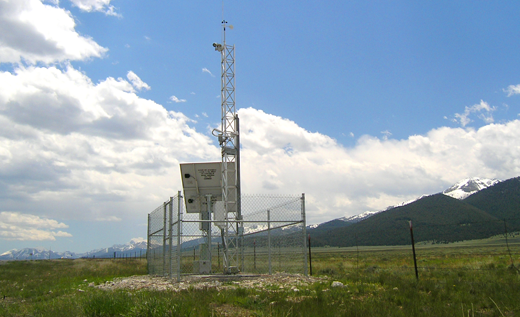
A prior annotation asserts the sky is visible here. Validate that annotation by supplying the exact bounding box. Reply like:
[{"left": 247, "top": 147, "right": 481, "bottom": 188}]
[{"left": 1, "top": 0, "right": 520, "bottom": 253}]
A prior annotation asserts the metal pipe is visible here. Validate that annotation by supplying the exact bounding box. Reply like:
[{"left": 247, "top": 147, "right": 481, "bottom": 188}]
[
  {"left": 147, "top": 213, "right": 151, "bottom": 274},
  {"left": 268, "top": 209, "right": 271, "bottom": 275},
  {"left": 177, "top": 191, "right": 182, "bottom": 282},
  {"left": 162, "top": 201, "right": 167, "bottom": 276},
  {"left": 301, "top": 193, "right": 308, "bottom": 276},
  {"left": 168, "top": 196, "right": 173, "bottom": 278}
]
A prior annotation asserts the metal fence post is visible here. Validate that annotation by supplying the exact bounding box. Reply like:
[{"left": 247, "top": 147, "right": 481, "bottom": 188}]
[
  {"left": 168, "top": 196, "right": 173, "bottom": 279},
  {"left": 301, "top": 193, "right": 308, "bottom": 276},
  {"left": 409, "top": 220, "right": 419, "bottom": 281},
  {"left": 147, "top": 213, "right": 151, "bottom": 274},
  {"left": 177, "top": 190, "right": 182, "bottom": 282},
  {"left": 268, "top": 209, "right": 272, "bottom": 275},
  {"left": 162, "top": 201, "right": 167, "bottom": 276}
]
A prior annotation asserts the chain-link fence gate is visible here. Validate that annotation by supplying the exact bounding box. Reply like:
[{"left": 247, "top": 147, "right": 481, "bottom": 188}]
[{"left": 147, "top": 192, "right": 307, "bottom": 280}]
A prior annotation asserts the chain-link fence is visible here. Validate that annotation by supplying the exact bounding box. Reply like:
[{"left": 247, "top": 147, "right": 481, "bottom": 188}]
[
  {"left": 147, "top": 193, "right": 307, "bottom": 280},
  {"left": 147, "top": 195, "right": 182, "bottom": 276}
]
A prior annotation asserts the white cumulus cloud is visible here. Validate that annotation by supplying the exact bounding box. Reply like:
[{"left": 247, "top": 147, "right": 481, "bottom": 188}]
[
  {"left": 453, "top": 100, "right": 496, "bottom": 127},
  {"left": 0, "top": 0, "right": 108, "bottom": 64},
  {"left": 69, "top": 0, "right": 119, "bottom": 16},
  {"left": 380, "top": 130, "right": 392, "bottom": 140},
  {"left": 238, "top": 108, "right": 520, "bottom": 224},
  {"left": 126, "top": 71, "right": 151, "bottom": 91},
  {"left": 170, "top": 95, "right": 186, "bottom": 103},
  {"left": 0, "top": 212, "right": 72, "bottom": 241},
  {"left": 504, "top": 84, "right": 520, "bottom": 97},
  {"left": 0, "top": 65, "right": 218, "bottom": 225}
]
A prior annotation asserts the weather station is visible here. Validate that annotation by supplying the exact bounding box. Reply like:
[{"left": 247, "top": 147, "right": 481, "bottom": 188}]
[
  {"left": 147, "top": 15, "right": 307, "bottom": 281},
  {"left": 180, "top": 18, "right": 242, "bottom": 275}
]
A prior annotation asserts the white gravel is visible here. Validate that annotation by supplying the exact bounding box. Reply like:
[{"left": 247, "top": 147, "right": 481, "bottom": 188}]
[{"left": 93, "top": 273, "right": 326, "bottom": 292}]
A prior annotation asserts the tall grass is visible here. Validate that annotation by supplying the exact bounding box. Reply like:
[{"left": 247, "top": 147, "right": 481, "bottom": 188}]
[{"left": 0, "top": 244, "right": 519, "bottom": 316}]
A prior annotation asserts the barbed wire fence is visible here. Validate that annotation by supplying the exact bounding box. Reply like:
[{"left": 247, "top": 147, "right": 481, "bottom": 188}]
[
  {"left": 147, "top": 193, "right": 307, "bottom": 280},
  {"left": 307, "top": 217, "right": 520, "bottom": 278}
]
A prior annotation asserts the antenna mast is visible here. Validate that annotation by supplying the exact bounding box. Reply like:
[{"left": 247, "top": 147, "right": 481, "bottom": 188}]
[{"left": 212, "top": 18, "right": 242, "bottom": 274}]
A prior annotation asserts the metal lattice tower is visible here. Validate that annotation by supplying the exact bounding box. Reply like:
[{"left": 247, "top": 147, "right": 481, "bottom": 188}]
[{"left": 212, "top": 20, "right": 242, "bottom": 273}]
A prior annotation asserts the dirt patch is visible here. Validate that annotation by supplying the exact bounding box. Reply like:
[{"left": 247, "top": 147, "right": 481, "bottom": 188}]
[{"left": 93, "top": 273, "right": 326, "bottom": 292}]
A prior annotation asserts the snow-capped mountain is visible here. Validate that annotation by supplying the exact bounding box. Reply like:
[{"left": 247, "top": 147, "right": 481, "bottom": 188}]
[
  {"left": 443, "top": 178, "right": 500, "bottom": 200},
  {"left": 86, "top": 237, "right": 148, "bottom": 254},
  {"left": 79, "top": 237, "right": 148, "bottom": 258},
  {"left": 0, "top": 238, "right": 148, "bottom": 261},
  {"left": 310, "top": 177, "right": 501, "bottom": 232},
  {"left": 0, "top": 247, "right": 76, "bottom": 260}
]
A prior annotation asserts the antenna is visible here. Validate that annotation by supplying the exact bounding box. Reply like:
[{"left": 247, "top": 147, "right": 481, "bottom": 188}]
[{"left": 212, "top": 13, "right": 241, "bottom": 274}]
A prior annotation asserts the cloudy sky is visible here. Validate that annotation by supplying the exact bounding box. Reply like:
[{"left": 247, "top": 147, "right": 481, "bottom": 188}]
[{"left": 1, "top": 0, "right": 520, "bottom": 253}]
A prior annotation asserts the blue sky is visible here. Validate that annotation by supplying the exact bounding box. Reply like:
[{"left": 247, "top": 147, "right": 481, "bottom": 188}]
[
  {"left": 1, "top": 0, "right": 520, "bottom": 253},
  {"left": 68, "top": 0, "right": 520, "bottom": 143}
]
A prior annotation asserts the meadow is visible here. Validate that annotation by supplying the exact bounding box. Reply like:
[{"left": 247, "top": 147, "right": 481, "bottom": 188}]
[{"left": 1, "top": 238, "right": 519, "bottom": 316}]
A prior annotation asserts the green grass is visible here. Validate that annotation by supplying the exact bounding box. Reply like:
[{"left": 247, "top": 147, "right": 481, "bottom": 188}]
[
  {"left": 1, "top": 243, "right": 519, "bottom": 316},
  {"left": 0, "top": 259, "right": 147, "bottom": 316}
]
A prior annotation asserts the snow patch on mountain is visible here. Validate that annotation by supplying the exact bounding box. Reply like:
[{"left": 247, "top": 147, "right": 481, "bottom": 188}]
[
  {"left": 443, "top": 178, "right": 500, "bottom": 200},
  {"left": 0, "top": 249, "right": 16, "bottom": 257},
  {"left": 339, "top": 210, "right": 381, "bottom": 223},
  {"left": 339, "top": 194, "right": 429, "bottom": 224}
]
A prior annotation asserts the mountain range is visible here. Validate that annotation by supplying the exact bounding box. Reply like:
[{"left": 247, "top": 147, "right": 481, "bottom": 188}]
[
  {"left": 2, "top": 177, "right": 517, "bottom": 260},
  {"left": 309, "top": 177, "right": 520, "bottom": 247},
  {"left": 309, "top": 177, "right": 501, "bottom": 234},
  {"left": 0, "top": 238, "right": 147, "bottom": 261}
]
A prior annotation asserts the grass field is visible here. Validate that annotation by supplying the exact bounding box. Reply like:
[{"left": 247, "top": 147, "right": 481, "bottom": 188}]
[{"left": 1, "top": 240, "right": 519, "bottom": 316}]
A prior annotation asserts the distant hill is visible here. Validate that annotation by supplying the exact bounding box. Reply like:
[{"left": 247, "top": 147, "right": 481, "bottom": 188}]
[
  {"left": 464, "top": 177, "right": 520, "bottom": 229},
  {"left": 310, "top": 176, "right": 520, "bottom": 247},
  {"left": 312, "top": 194, "right": 504, "bottom": 247},
  {"left": 310, "top": 177, "right": 500, "bottom": 237}
]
